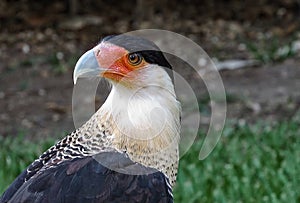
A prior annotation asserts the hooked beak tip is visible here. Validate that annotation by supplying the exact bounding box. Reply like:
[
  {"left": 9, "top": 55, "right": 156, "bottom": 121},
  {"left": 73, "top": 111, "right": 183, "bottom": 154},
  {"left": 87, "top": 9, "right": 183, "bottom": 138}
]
[
  {"left": 73, "top": 49, "right": 101, "bottom": 84},
  {"left": 73, "top": 75, "right": 78, "bottom": 85}
]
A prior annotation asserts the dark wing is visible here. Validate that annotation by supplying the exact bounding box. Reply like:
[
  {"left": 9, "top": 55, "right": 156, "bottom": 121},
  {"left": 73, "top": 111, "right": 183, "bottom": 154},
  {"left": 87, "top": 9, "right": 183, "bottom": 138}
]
[{"left": 1, "top": 151, "right": 173, "bottom": 203}]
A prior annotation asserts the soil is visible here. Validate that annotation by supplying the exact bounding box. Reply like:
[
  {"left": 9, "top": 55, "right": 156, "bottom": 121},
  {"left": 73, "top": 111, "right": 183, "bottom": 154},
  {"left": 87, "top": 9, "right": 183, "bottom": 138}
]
[{"left": 0, "top": 1, "right": 300, "bottom": 138}]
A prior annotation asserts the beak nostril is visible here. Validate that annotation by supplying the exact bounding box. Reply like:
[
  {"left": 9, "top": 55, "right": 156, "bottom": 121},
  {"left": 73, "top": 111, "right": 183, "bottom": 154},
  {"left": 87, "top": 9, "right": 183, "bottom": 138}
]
[{"left": 96, "top": 49, "right": 101, "bottom": 56}]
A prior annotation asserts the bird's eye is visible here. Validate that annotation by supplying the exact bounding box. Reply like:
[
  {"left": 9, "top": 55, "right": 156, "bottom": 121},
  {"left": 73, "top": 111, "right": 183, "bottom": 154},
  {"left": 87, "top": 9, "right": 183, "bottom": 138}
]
[{"left": 127, "top": 53, "right": 143, "bottom": 66}]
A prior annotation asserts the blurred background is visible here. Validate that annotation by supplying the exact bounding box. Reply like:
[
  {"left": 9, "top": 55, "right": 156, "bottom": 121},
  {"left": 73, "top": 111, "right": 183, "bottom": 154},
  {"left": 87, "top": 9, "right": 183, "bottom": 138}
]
[{"left": 0, "top": 0, "right": 300, "bottom": 202}]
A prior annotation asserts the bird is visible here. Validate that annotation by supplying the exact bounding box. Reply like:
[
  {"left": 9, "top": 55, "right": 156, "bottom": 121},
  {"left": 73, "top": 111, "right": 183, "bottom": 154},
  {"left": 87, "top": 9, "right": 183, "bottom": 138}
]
[{"left": 0, "top": 35, "right": 181, "bottom": 203}]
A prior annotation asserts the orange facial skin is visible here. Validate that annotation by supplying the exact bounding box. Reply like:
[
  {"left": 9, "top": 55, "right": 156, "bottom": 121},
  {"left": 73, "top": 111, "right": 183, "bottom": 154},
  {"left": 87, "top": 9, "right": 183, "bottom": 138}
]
[{"left": 94, "top": 42, "right": 147, "bottom": 82}]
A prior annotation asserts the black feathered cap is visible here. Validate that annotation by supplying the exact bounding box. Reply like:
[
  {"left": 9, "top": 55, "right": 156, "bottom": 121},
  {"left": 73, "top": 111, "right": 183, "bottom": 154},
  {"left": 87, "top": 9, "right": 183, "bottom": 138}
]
[{"left": 102, "top": 35, "right": 173, "bottom": 70}]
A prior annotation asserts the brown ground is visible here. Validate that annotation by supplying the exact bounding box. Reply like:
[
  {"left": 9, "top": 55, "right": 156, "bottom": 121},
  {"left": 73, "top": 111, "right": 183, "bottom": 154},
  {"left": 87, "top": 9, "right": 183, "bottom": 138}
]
[{"left": 0, "top": 0, "right": 300, "bottom": 138}]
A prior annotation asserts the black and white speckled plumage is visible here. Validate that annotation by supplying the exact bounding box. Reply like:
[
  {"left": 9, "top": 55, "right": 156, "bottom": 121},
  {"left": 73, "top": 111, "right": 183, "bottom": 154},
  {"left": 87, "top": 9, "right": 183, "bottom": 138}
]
[{"left": 1, "top": 113, "right": 175, "bottom": 203}]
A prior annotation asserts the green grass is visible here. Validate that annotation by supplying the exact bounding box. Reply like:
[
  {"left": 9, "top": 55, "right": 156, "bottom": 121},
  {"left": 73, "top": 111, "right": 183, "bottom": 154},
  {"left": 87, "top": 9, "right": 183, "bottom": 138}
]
[
  {"left": 0, "top": 119, "right": 299, "bottom": 202},
  {"left": 174, "top": 120, "right": 300, "bottom": 202}
]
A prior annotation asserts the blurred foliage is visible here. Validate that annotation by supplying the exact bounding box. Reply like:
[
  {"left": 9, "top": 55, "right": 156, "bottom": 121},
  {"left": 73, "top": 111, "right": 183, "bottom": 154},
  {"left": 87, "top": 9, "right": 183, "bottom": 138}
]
[
  {"left": 246, "top": 37, "right": 296, "bottom": 63},
  {"left": 174, "top": 118, "right": 300, "bottom": 202}
]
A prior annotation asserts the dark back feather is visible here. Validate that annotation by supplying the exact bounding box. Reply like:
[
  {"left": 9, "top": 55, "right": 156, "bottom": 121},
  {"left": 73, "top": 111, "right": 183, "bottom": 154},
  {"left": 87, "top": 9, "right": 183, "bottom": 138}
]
[{"left": 1, "top": 151, "right": 173, "bottom": 203}]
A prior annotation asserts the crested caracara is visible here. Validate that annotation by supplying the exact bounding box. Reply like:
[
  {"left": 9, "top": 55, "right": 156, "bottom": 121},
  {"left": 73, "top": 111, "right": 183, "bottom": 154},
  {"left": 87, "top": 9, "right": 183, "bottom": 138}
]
[{"left": 0, "top": 35, "right": 181, "bottom": 203}]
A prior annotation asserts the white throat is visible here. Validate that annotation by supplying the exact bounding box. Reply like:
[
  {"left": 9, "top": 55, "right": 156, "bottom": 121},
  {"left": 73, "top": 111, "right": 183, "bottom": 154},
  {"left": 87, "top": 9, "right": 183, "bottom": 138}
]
[{"left": 100, "top": 66, "right": 181, "bottom": 156}]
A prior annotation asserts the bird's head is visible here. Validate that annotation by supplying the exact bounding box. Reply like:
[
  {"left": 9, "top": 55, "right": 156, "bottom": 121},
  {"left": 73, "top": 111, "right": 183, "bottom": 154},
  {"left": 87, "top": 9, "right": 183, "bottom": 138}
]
[
  {"left": 73, "top": 35, "right": 173, "bottom": 90},
  {"left": 74, "top": 35, "right": 180, "bottom": 163}
]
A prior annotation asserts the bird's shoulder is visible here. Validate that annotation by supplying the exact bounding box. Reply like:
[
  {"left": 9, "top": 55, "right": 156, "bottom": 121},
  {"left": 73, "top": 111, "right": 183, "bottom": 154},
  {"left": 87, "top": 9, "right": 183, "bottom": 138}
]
[{"left": 1, "top": 150, "right": 173, "bottom": 203}]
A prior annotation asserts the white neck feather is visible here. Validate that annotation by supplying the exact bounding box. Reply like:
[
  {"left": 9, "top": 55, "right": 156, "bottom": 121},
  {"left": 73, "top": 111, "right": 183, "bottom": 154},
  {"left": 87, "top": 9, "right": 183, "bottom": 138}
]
[{"left": 100, "top": 66, "right": 181, "bottom": 160}]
